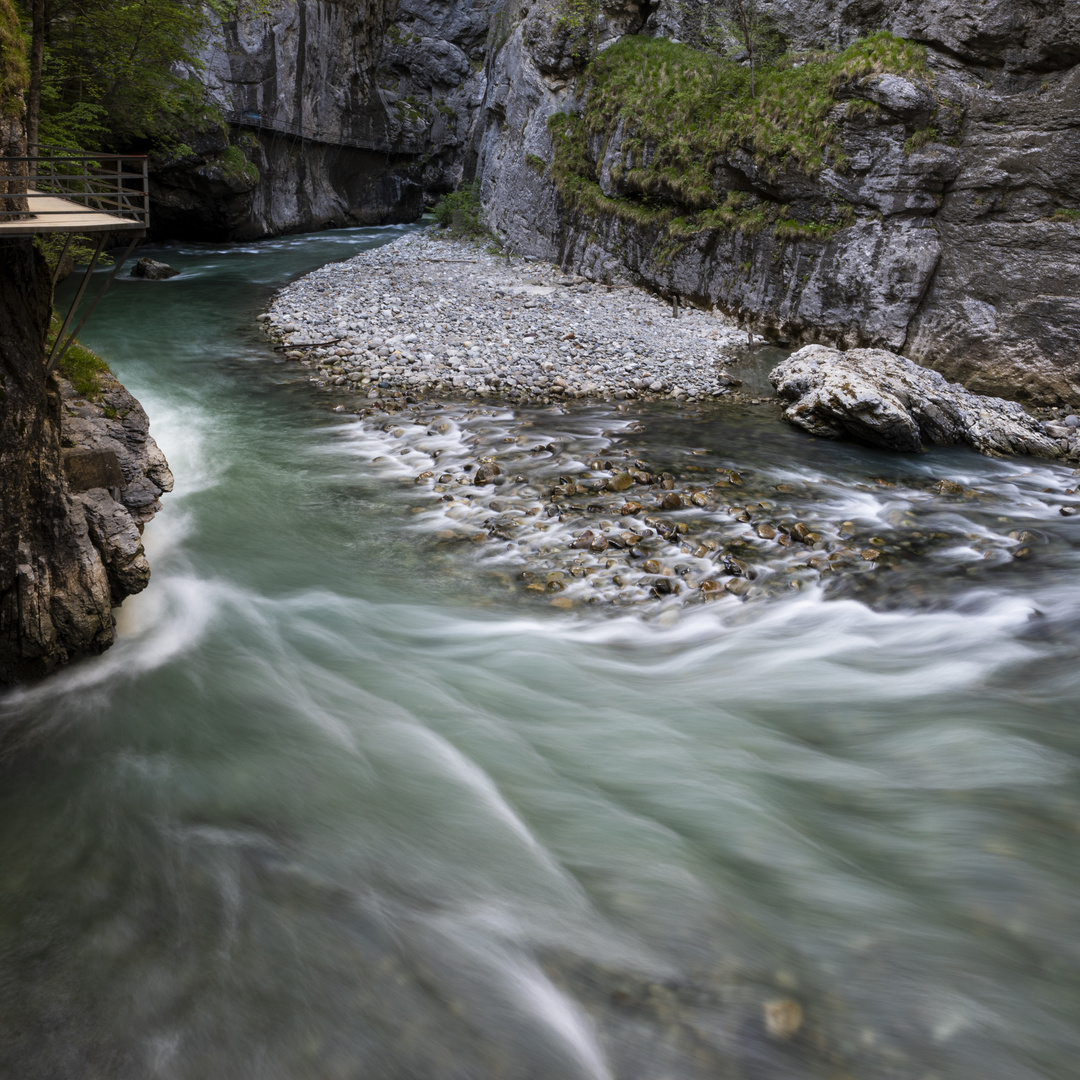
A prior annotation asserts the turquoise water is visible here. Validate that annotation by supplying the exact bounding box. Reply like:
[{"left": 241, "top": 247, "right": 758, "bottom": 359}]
[{"left": 2, "top": 226, "right": 1079, "bottom": 1080}]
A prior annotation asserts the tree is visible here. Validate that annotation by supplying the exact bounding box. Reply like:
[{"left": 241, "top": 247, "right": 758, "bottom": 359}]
[
  {"left": 684, "top": 0, "right": 779, "bottom": 98},
  {"left": 723, "top": 0, "right": 768, "bottom": 97},
  {"left": 16, "top": 0, "right": 277, "bottom": 152},
  {"left": 25, "top": 0, "right": 41, "bottom": 147}
]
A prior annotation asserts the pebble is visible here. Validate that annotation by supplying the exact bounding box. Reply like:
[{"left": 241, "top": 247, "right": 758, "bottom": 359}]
[
  {"left": 262, "top": 233, "right": 752, "bottom": 404},
  {"left": 763, "top": 998, "right": 804, "bottom": 1040}
]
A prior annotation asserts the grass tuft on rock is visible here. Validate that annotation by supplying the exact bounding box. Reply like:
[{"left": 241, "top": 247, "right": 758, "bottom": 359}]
[
  {"left": 546, "top": 31, "right": 929, "bottom": 252},
  {"left": 48, "top": 315, "right": 110, "bottom": 399}
]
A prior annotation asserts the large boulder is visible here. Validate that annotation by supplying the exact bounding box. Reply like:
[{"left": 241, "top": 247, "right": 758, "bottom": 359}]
[
  {"left": 131, "top": 257, "right": 179, "bottom": 279},
  {"left": 769, "top": 344, "right": 1066, "bottom": 458}
]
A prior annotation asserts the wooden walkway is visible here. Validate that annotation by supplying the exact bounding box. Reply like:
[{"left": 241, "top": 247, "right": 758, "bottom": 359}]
[{"left": 0, "top": 189, "right": 146, "bottom": 235}]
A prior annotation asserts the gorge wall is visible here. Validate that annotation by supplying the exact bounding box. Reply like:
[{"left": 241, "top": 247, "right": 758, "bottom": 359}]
[
  {"left": 151, "top": 0, "right": 493, "bottom": 238},
  {"left": 159, "top": 0, "right": 1080, "bottom": 404},
  {"left": 475, "top": 0, "right": 1080, "bottom": 404},
  {"left": 0, "top": 235, "right": 174, "bottom": 684}
]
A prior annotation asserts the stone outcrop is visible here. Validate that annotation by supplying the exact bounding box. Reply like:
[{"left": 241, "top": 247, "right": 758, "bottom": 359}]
[
  {"left": 769, "top": 343, "right": 1069, "bottom": 458},
  {"left": 131, "top": 257, "right": 180, "bottom": 279},
  {"left": 59, "top": 374, "right": 175, "bottom": 603},
  {"left": 1, "top": 234, "right": 173, "bottom": 684}
]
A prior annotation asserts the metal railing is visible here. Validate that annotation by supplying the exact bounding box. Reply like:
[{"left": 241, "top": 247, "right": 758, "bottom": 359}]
[{"left": 0, "top": 144, "right": 149, "bottom": 227}]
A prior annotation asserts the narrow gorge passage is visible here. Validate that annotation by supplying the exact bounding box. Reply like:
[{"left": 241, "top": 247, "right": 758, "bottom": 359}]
[{"left": 1, "top": 226, "right": 1079, "bottom": 1080}]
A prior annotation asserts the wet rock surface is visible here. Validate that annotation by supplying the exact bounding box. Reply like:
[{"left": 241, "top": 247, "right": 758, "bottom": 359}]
[
  {"left": 130, "top": 257, "right": 180, "bottom": 280},
  {"left": 58, "top": 374, "right": 174, "bottom": 605},
  {"left": 770, "top": 344, "right": 1074, "bottom": 460}
]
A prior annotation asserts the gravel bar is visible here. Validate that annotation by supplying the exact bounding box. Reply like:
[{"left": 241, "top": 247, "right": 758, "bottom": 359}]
[{"left": 261, "top": 232, "right": 757, "bottom": 405}]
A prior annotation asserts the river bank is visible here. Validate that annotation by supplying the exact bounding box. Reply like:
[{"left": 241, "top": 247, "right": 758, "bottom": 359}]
[{"left": 262, "top": 232, "right": 762, "bottom": 407}]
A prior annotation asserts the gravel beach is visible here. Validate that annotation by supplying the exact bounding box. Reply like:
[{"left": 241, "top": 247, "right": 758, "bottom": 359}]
[{"left": 261, "top": 231, "right": 758, "bottom": 405}]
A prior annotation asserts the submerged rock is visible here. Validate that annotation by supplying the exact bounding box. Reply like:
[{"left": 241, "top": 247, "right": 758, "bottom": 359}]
[{"left": 770, "top": 345, "right": 1063, "bottom": 459}]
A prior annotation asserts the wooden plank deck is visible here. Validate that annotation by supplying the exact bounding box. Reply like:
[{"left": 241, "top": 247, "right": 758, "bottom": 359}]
[{"left": 0, "top": 190, "right": 146, "bottom": 235}]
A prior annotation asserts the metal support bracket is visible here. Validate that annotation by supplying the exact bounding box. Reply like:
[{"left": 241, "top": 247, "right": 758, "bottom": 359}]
[{"left": 45, "top": 236, "right": 139, "bottom": 377}]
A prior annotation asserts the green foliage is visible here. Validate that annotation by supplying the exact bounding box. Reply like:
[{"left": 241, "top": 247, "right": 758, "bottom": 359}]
[
  {"left": 525, "top": 152, "right": 548, "bottom": 173},
  {"left": 565, "top": 32, "right": 928, "bottom": 191},
  {"left": 48, "top": 316, "right": 110, "bottom": 399},
  {"left": 34, "top": 233, "right": 113, "bottom": 277},
  {"left": 23, "top": 0, "right": 273, "bottom": 153},
  {"left": 556, "top": 0, "right": 600, "bottom": 34},
  {"left": 432, "top": 181, "right": 489, "bottom": 240},
  {"left": 845, "top": 98, "right": 882, "bottom": 119},
  {"left": 0, "top": 0, "right": 27, "bottom": 114},
  {"left": 772, "top": 215, "right": 848, "bottom": 242},
  {"left": 1048, "top": 207, "right": 1080, "bottom": 223},
  {"left": 680, "top": 0, "right": 785, "bottom": 98}
]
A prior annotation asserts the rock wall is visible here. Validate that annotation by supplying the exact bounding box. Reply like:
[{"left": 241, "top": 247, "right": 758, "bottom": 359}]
[
  {"left": 154, "top": 0, "right": 492, "bottom": 238},
  {"left": 473, "top": 0, "right": 1080, "bottom": 404},
  {"left": 0, "top": 235, "right": 173, "bottom": 684}
]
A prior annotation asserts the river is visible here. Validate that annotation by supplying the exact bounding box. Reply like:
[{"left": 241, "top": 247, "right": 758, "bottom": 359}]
[{"left": 2, "top": 225, "right": 1079, "bottom": 1080}]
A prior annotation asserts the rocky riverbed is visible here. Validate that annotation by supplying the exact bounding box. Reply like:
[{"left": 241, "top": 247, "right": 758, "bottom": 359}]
[
  {"left": 262, "top": 233, "right": 758, "bottom": 406},
  {"left": 320, "top": 396, "right": 1080, "bottom": 620},
  {"left": 259, "top": 231, "right": 1080, "bottom": 619}
]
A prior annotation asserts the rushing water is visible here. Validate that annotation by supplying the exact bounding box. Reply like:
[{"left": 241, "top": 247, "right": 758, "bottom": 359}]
[{"left": 2, "top": 226, "right": 1080, "bottom": 1080}]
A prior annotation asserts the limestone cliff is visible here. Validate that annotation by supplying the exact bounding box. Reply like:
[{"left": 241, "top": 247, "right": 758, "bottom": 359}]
[
  {"left": 473, "top": 0, "right": 1080, "bottom": 404},
  {"left": 153, "top": 0, "right": 492, "bottom": 238}
]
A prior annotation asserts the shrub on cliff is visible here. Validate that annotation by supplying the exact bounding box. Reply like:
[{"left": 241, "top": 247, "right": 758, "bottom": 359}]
[
  {"left": 0, "top": 0, "right": 28, "bottom": 115},
  {"left": 432, "top": 182, "right": 489, "bottom": 241}
]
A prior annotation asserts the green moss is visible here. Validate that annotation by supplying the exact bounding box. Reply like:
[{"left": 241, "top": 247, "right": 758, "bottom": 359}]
[
  {"left": 49, "top": 316, "right": 110, "bottom": 399},
  {"left": 1047, "top": 207, "right": 1079, "bottom": 222},
  {"left": 525, "top": 152, "right": 548, "bottom": 174},
  {"left": 218, "top": 144, "right": 259, "bottom": 185}
]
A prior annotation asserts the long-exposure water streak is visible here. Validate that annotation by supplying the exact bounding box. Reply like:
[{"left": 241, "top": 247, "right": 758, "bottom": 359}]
[{"left": 1, "top": 225, "right": 1078, "bottom": 1080}]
